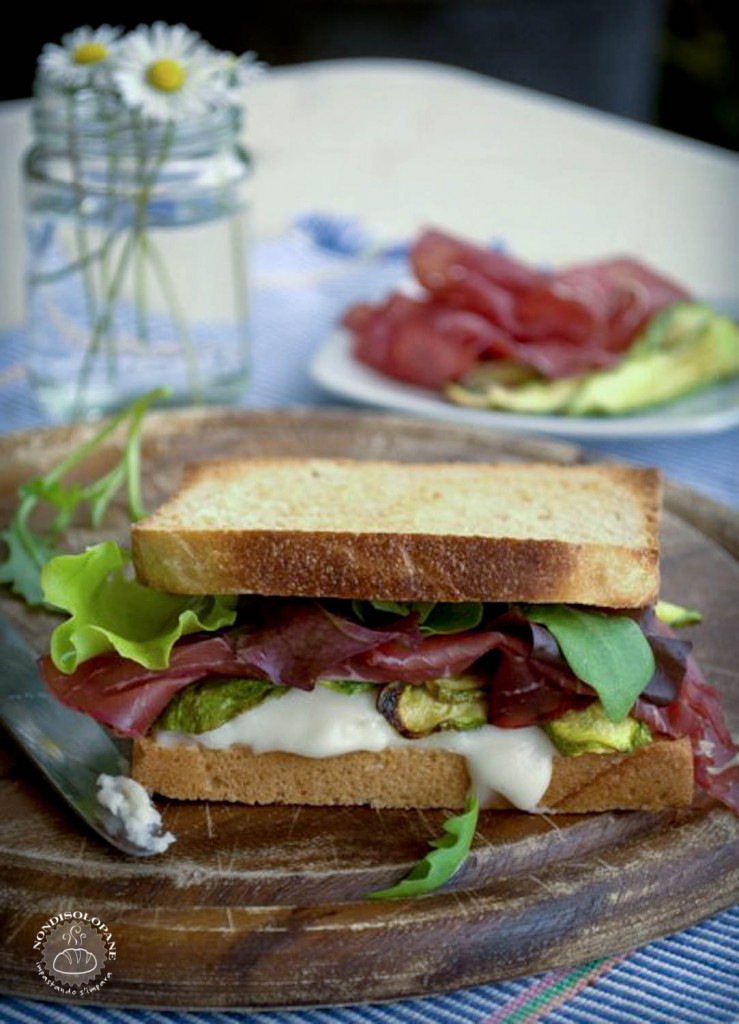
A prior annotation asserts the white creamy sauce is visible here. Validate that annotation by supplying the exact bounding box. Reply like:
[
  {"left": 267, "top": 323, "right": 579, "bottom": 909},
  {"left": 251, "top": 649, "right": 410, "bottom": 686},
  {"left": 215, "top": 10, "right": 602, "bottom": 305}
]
[
  {"left": 96, "top": 774, "right": 176, "bottom": 854},
  {"left": 156, "top": 686, "right": 555, "bottom": 811}
]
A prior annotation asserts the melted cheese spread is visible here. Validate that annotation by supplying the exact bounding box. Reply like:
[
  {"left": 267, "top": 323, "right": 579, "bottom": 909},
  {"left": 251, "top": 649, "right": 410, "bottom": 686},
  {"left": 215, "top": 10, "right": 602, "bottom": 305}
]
[
  {"left": 96, "top": 774, "right": 176, "bottom": 853},
  {"left": 156, "top": 686, "right": 555, "bottom": 811}
]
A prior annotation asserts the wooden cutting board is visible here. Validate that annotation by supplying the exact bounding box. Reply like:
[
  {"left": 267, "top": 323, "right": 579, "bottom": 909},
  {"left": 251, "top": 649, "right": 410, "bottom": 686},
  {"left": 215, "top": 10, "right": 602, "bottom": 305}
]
[{"left": 0, "top": 408, "right": 737, "bottom": 1010}]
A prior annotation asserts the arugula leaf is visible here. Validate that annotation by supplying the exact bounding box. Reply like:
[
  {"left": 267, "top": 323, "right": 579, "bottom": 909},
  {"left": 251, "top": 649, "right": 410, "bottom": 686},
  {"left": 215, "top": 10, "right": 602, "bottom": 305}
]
[
  {"left": 421, "top": 602, "right": 483, "bottom": 635},
  {"left": 525, "top": 605, "right": 655, "bottom": 723},
  {"left": 0, "top": 493, "right": 58, "bottom": 605},
  {"left": 366, "top": 793, "right": 479, "bottom": 900},
  {"left": 353, "top": 599, "right": 434, "bottom": 623},
  {"left": 352, "top": 600, "right": 483, "bottom": 636},
  {"left": 43, "top": 541, "right": 237, "bottom": 673},
  {"left": 0, "top": 388, "right": 166, "bottom": 606}
]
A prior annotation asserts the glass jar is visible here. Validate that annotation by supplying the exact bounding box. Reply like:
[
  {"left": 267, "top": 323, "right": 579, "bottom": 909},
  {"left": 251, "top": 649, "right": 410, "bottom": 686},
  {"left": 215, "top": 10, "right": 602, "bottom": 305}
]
[{"left": 23, "top": 87, "right": 251, "bottom": 422}]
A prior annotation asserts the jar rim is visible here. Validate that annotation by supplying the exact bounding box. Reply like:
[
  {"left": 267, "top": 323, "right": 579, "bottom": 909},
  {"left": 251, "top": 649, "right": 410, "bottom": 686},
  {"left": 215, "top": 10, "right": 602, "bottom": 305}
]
[{"left": 31, "top": 86, "right": 243, "bottom": 154}]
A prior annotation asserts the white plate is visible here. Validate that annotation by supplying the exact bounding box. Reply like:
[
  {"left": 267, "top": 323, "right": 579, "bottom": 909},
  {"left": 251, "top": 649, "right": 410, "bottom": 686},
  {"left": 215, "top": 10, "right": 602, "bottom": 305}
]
[{"left": 310, "top": 329, "right": 739, "bottom": 440}]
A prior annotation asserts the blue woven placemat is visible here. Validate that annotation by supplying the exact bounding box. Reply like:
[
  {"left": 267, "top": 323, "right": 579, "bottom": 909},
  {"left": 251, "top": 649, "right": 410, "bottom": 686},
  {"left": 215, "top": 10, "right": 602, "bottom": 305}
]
[{"left": 1, "top": 906, "right": 738, "bottom": 1023}]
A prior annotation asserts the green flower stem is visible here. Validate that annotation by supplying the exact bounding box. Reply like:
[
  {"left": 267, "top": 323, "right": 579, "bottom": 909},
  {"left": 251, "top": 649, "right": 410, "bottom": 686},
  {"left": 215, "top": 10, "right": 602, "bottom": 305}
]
[
  {"left": 229, "top": 209, "right": 248, "bottom": 335},
  {"left": 66, "top": 96, "right": 100, "bottom": 343},
  {"left": 73, "top": 229, "right": 138, "bottom": 418},
  {"left": 73, "top": 121, "right": 178, "bottom": 418},
  {"left": 142, "top": 233, "right": 201, "bottom": 401},
  {"left": 101, "top": 116, "right": 123, "bottom": 372},
  {"left": 29, "top": 232, "right": 122, "bottom": 286},
  {"left": 134, "top": 234, "right": 149, "bottom": 345},
  {"left": 226, "top": 160, "right": 249, "bottom": 334},
  {"left": 133, "top": 113, "right": 151, "bottom": 345},
  {"left": 217, "top": 140, "right": 249, "bottom": 362}
]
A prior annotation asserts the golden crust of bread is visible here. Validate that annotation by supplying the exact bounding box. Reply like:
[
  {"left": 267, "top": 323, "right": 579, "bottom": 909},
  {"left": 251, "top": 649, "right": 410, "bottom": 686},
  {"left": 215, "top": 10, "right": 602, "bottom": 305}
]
[
  {"left": 132, "top": 735, "right": 694, "bottom": 812},
  {"left": 131, "top": 459, "right": 662, "bottom": 608}
]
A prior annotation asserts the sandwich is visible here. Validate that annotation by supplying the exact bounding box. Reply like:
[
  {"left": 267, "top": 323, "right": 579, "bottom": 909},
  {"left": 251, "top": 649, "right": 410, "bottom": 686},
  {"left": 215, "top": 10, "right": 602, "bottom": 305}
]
[{"left": 38, "top": 458, "right": 739, "bottom": 816}]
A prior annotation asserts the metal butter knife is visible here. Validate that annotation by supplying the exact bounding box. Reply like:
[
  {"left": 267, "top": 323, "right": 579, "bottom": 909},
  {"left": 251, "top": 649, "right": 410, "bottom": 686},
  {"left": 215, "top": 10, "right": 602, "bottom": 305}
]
[{"left": 0, "top": 615, "right": 168, "bottom": 856}]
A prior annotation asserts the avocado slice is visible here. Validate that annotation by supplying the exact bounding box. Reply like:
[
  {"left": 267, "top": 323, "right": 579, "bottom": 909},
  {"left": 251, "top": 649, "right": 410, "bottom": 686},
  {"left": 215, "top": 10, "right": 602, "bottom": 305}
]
[
  {"left": 425, "top": 673, "right": 488, "bottom": 704},
  {"left": 447, "top": 370, "right": 580, "bottom": 414},
  {"left": 446, "top": 302, "right": 739, "bottom": 417},
  {"left": 567, "top": 303, "right": 739, "bottom": 415},
  {"left": 377, "top": 681, "right": 487, "bottom": 738},
  {"left": 320, "top": 679, "right": 378, "bottom": 695},
  {"left": 543, "top": 702, "right": 651, "bottom": 756},
  {"left": 157, "top": 677, "right": 285, "bottom": 734}
]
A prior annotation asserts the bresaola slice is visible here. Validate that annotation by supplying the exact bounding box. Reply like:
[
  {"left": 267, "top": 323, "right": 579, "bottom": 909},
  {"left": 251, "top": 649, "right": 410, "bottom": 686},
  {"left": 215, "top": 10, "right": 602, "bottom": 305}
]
[
  {"left": 634, "top": 654, "right": 739, "bottom": 812},
  {"left": 345, "top": 295, "right": 500, "bottom": 389},
  {"left": 40, "top": 634, "right": 239, "bottom": 737},
  {"left": 343, "top": 229, "right": 692, "bottom": 385}
]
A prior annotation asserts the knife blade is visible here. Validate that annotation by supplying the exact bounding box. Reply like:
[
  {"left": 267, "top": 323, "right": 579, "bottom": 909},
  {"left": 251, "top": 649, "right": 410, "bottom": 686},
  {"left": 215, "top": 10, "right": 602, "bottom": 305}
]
[{"left": 0, "top": 614, "right": 166, "bottom": 856}]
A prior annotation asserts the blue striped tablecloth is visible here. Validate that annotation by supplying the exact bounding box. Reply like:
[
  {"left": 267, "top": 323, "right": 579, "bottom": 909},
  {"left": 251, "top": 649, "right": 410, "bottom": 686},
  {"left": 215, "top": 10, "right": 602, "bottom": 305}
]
[{"left": 0, "top": 216, "right": 737, "bottom": 1024}]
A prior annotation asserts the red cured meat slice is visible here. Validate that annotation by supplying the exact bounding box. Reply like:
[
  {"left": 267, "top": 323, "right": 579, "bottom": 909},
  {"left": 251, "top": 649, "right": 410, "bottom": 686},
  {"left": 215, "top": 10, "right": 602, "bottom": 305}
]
[
  {"left": 350, "top": 294, "right": 508, "bottom": 389},
  {"left": 411, "top": 229, "right": 544, "bottom": 296},
  {"left": 343, "top": 228, "right": 692, "bottom": 386},
  {"left": 634, "top": 653, "right": 739, "bottom": 814}
]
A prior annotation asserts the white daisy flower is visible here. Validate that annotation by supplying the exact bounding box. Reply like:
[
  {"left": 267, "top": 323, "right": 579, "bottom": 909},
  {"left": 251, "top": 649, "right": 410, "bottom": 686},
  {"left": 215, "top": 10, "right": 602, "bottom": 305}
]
[
  {"left": 225, "top": 50, "right": 266, "bottom": 89},
  {"left": 38, "top": 24, "right": 121, "bottom": 90},
  {"left": 204, "top": 50, "right": 266, "bottom": 108},
  {"left": 111, "top": 21, "right": 227, "bottom": 122}
]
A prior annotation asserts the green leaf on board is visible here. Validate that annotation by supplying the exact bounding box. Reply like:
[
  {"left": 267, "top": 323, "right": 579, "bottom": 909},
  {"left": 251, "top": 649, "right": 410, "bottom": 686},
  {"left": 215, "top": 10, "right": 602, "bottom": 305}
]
[
  {"left": 0, "top": 388, "right": 167, "bottom": 606},
  {"left": 366, "top": 793, "right": 479, "bottom": 900}
]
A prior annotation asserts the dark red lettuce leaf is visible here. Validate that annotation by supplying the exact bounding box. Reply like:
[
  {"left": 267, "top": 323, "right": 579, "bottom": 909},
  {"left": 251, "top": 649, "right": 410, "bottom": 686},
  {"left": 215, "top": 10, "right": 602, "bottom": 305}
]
[{"left": 232, "top": 600, "right": 420, "bottom": 688}]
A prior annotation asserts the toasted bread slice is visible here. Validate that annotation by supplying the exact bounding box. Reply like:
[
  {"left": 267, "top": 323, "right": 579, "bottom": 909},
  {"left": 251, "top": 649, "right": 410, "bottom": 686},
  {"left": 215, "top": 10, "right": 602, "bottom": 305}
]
[
  {"left": 132, "top": 735, "right": 694, "bottom": 811},
  {"left": 132, "top": 459, "right": 661, "bottom": 607}
]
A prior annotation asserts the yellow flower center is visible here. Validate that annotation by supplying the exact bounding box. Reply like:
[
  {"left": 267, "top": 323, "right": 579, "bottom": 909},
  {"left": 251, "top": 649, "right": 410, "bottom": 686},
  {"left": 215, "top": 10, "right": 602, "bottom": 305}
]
[
  {"left": 73, "top": 42, "right": 108, "bottom": 66},
  {"left": 146, "top": 59, "right": 187, "bottom": 93}
]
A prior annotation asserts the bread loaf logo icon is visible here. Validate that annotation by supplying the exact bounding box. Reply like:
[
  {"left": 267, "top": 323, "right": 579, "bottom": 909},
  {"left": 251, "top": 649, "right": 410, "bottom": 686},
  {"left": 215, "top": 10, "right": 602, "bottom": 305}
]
[
  {"left": 52, "top": 924, "right": 98, "bottom": 976},
  {"left": 34, "top": 911, "right": 115, "bottom": 993}
]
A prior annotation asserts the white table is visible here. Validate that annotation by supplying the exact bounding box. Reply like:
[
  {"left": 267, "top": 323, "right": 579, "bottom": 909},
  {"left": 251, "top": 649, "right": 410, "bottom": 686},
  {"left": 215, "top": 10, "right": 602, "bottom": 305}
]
[{"left": 2, "top": 57, "right": 739, "bottom": 332}]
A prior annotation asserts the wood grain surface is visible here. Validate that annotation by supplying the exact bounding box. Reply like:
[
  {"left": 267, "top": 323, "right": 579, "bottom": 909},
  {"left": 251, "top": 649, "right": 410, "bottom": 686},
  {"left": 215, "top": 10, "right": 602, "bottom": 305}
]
[{"left": 0, "top": 408, "right": 737, "bottom": 1010}]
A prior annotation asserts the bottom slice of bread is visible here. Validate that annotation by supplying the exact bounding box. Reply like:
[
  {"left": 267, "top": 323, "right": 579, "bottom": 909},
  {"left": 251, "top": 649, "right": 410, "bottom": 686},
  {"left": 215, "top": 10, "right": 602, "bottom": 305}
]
[{"left": 132, "top": 735, "right": 694, "bottom": 812}]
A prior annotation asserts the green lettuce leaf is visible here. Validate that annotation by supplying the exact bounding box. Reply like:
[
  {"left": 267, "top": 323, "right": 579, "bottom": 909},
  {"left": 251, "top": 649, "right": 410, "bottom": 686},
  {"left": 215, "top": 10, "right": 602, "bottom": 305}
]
[
  {"left": 43, "top": 541, "right": 238, "bottom": 674},
  {"left": 366, "top": 793, "right": 479, "bottom": 899},
  {"left": 524, "top": 605, "right": 655, "bottom": 723}
]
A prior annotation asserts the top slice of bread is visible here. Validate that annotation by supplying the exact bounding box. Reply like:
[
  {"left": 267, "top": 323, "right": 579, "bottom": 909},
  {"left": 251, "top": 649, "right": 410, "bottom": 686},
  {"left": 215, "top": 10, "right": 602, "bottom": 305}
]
[{"left": 131, "top": 458, "right": 661, "bottom": 607}]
